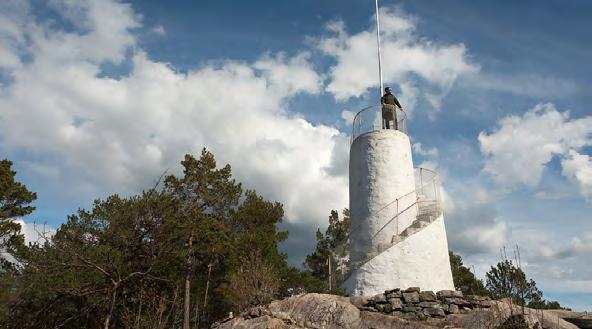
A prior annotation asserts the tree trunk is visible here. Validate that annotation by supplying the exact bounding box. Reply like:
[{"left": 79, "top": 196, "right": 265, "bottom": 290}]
[
  {"left": 183, "top": 234, "right": 194, "bottom": 329},
  {"left": 192, "top": 299, "right": 200, "bottom": 329},
  {"left": 202, "top": 263, "right": 213, "bottom": 327},
  {"left": 135, "top": 288, "right": 143, "bottom": 329},
  {"left": 104, "top": 282, "right": 119, "bottom": 329}
]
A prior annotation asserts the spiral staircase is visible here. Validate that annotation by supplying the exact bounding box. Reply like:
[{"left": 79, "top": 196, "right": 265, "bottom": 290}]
[{"left": 346, "top": 167, "right": 443, "bottom": 279}]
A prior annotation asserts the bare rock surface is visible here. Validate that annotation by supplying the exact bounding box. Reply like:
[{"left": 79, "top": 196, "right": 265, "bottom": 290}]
[
  {"left": 213, "top": 293, "right": 579, "bottom": 329},
  {"left": 215, "top": 293, "right": 437, "bottom": 329}
]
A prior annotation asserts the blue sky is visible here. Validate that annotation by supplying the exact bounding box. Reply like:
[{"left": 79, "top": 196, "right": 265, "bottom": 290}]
[{"left": 1, "top": 0, "right": 591, "bottom": 311}]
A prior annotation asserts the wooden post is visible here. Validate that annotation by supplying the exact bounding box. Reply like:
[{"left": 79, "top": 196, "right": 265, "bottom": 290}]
[{"left": 328, "top": 254, "right": 332, "bottom": 291}]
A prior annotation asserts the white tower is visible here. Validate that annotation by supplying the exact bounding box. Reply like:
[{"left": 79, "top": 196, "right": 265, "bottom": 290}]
[{"left": 343, "top": 107, "right": 454, "bottom": 296}]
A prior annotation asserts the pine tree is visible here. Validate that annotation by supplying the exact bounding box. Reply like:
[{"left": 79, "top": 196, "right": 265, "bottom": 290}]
[
  {"left": 449, "top": 251, "right": 489, "bottom": 295},
  {"left": 304, "top": 209, "right": 350, "bottom": 294},
  {"left": 0, "top": 159, "right": 37, "bottom": 319},
  {"left": 0, "top": 159, "right": 37, "bottom": 266},
  {"left": 164, "top": 149, "right": 242, "bottom": 329},
  {"left": 486, "top": 259, "right": 542, "bottom": 306}
]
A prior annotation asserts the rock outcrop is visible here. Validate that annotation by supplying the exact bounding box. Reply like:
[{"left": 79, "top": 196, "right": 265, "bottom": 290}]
[{"left": 213, "top": 292, "right": 578, "bottom": 329}]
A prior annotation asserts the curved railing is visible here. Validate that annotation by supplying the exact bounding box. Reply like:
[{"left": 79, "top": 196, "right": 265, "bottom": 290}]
[
  {"left": 351, "top": 104, "right": 408, "bottom": 143},
  {"left": 342, "top": 167, "right": 443, "bottom": 279}
]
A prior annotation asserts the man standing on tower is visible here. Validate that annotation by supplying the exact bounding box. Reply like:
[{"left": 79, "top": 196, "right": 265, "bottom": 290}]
[{"left": 381, "top": 87, "right": 403, "bottom": 130}]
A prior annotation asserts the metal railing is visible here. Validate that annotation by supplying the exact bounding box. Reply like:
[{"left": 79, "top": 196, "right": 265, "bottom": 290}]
[
  {"left": 415, "top": 167, "right": 441, "bottom": 203},
  {"left": 351, "top": 104, "right": 408, "bottom": 143},
  {"left": 344, "top": 167, "right": 443, "bottom": 277}
]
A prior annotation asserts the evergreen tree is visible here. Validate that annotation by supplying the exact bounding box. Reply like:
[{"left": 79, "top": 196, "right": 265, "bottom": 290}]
[
  {"left": 449, "top": 251, "right": 489, "bottom": 295},
  {"left": 486, "top": 259, "right": 543, "bottom": 306},
  {"left": 219, "top": 190, "right": 289, "bottom": 311},
  {"left": 304, "top": 209, "right": 350, "bottom": 294},
  {"left": 2, "top": 150, "right": 294, "bottom": 328},
  {"left": 0, "top": 159, "right": 37, "bottom": 266},
  {"left": 164, "top": 149, "right": 242, "bottom": 329},
  {"left": 5, "top": 190, "right": 187, "bottom": 329},
  {"left": 0, "top": 159, "right": 37, "bottom": 319}
]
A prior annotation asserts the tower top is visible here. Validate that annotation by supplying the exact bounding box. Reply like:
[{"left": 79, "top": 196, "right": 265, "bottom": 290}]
[{"left": 351, "top": 105, "right": 407, "bottom": 144}]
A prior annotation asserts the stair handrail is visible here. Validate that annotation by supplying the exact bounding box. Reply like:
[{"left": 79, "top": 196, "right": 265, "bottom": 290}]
[
  {"left": 347, "top": 167, "right": 441, "bottom": 241},
  {"left": 343, "top": 168, "right": 443, "bottom": 276}
]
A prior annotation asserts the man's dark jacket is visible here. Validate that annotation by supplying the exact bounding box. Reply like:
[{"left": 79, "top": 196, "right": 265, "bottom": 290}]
[{"left": 381, "top": 93, "right": 402, "bottom": 108}]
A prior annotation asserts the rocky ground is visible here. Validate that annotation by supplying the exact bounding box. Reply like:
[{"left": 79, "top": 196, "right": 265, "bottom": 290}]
[{"left": 213, "top": 290, "right": 581, "bottom": 329}]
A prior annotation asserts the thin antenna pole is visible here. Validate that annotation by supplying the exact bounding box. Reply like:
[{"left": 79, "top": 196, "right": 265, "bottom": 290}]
[{"left": 375, "top": 0, "right": 384, "bottom": 97}]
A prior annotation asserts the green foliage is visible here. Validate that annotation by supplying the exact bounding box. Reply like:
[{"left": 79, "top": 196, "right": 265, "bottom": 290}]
[
  {"left": 486, "top": 259, "right": 543, "bottom": 306},
  {"left": 6, "top": 190, "right": 186, "bottom": 328},
  {"left": 0, "top": 159, "right": 37, "bottom": 319},
  {"left": 0, "top": 154, "right": 575, "bottom": 327},
  {"left": 527, "top": 297, "right": 567, "bottom": 310},
  {"left": 449, "top": 251, "right": 489, "bottom": 296},
  {"left": 0, "top": 159, "right": 37, "bottom": 267},
  {"left": 278, "top": 266, "right": 325, "bottom": 296},
  {"left": 0, "top": 159, "right": 37, "bottom": 220},
  {"left": 304, "top": 209, "right": 350, "bottom": 294},
  {"left": 0, "top": 150, "right": 293, "bottom": 328}
]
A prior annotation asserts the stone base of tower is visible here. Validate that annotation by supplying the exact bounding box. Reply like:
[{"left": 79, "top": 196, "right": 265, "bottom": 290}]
[{"left": 343, "top": 215, "right": 454, "bottom": 296}]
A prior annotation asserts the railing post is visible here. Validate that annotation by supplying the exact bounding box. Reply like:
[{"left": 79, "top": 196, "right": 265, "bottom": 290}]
[
  {"left": 420, "top": 168, "right": 424, "bottom": 196},
  {"left": 433, "top": 179, "right": 437, "bottom": 201},
  {"left": 396, "top": 200, "right": 399, "bottom": 235}
]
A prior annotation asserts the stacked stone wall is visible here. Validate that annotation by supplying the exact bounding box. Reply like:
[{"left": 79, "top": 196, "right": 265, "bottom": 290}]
[{"left": 351, "top": 287, "right": 492, "bottom": 321}]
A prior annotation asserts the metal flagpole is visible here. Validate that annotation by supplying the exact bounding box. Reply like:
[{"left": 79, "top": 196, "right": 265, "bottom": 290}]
[{"left": 375, "top": 0, "right": 384, "bottom": 97}]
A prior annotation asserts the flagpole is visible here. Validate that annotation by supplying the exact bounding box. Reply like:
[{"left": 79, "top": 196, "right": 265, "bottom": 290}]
[{"left": 375, "top": 0, "right": 384, "bottom": 97}]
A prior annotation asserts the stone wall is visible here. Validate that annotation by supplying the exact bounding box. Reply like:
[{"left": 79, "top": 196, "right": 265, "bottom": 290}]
[
  {"left": 351, "top": 287, "right": 492, "bottom": 321},
  {"left": 213, "top": 293, "right": 578, "bottom": 329}
]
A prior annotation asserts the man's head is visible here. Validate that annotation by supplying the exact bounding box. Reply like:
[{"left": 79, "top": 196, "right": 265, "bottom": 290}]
[{"left": 385, "top": 87, "right": 393, "bottom": 94}]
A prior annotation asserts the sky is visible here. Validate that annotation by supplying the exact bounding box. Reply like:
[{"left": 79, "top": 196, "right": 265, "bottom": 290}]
[{"left": 1, "top": 0, "right": 591, "bottom": 311}]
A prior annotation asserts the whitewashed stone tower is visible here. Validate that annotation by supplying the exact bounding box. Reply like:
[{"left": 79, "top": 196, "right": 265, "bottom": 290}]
[{"left": 343, "top": 107, "right": 454, "bottom": 296}]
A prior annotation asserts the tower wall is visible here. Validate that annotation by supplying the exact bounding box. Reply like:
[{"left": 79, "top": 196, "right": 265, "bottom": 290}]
[
  {"left": 344, "top": 215, "right": 455, "bottom": 295},
  {"left": 349, "top": 130, "right": 417, "bottom": 263},
  {"left": 346, "top": 129, "right": 454, "bottom": 296}
]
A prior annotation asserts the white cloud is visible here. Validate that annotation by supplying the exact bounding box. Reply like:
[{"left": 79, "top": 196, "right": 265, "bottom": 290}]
[
  {"left": 445, "top": 199, "right": 508, "bottom": 255},
  {"left": 539, "top": 233, "right": 592, "bottom": 259},
  {"left": 13, "top": 219, "right": 55, "bottom": 245},
  {"left": 0, "top": 0, "right": 29, "bottom": 70},
  {"left": 412, "top": 142, "right": 438, "bottom": 157},
  {"left": 253, "top": 52, "right": 323, "bottom": 97},
  {"left": 0, "top": 0, "right": 348, "bottom": 231},
  {"left": 317, "top": 7, "right": 479, "bottom": 111},
  {"left": 479, "top": 103, "right": 592, "bottom": 192},
  {"left": 43, "top": 0, "right": 140, "bottom": 64},
  {"left": 561, "top": 150, "right": 592, "bottom": 199},
  {"left": 443, "top": 179, "right": 508, "bottom": 255},
  {"left": 340, "top": 110, "right": 356, "bottom": 125}
]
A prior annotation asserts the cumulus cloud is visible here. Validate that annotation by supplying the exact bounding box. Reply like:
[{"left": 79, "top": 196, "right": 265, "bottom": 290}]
[
  {"left": 0, "top": 0, "right": 30, "bottom": 70},
  {"left": 445, "top": 198, "right": 508, "bottom": 255},
  {"left": 479, "top": 103, "right": 592, "bottom": 193},
  {"left": 539, "top": 233, "right": 592, "bottom": 259},
  {"left": 13, "top": 219, "right": 55, "bottom": 245},
  {"left": 561, "top": 150, "right": 592, "bottom": 199},
  {"left": 412, "top": 142, "right": 438, "bottom": 157},
  {"left": 443, "top": 179, "right": 508, "bottom": 255},
  {"left": 0, "top": 0, "right": 348, "bottom": 238},
  {"left": 316, "top": 7, "right": 479, "bottom": 111},
  {"left": 253, "top": 52, "right": 323, "bottom": 97}
]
